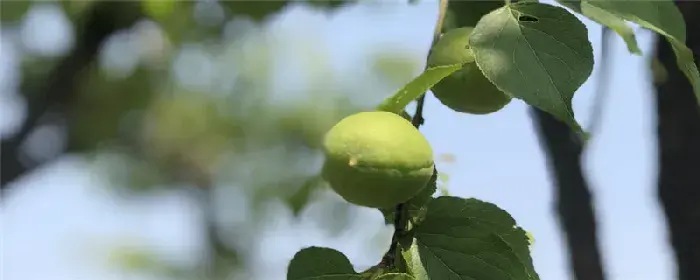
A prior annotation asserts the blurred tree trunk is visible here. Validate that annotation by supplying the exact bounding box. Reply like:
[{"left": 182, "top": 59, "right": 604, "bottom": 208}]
[
  {"left": 0, "top": 2, "right": 139, "bottom": 197},
  {"left": 654, "top": 3, "right": 700, "bottom": 279},
  {"left": 531, "top": 108, "right": 606, "bottom": 280},
  {"left": 197, "top": 183, "right": 241, "bottom": 279}
]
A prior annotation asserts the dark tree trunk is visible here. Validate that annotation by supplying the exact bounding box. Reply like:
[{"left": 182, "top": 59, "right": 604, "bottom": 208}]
[
  {"left": 531, "top": 108, "right": 607, "bottom": 280},
  {"left": 654, "top": 2, "right": 700, "bottom": 279},
  {"left": 0, "top": 2, "right": 140, "bottom": 197}
]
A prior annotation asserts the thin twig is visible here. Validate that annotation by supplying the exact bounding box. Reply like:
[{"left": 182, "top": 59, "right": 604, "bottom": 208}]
[
  {"left": 431, "top": 0, "right": 449, "bottom": 43},
  {"left": 411, "top": 95, "right": 428, "bottom": 128}
]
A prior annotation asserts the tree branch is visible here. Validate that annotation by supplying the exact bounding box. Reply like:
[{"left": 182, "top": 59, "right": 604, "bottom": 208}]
[
  {"left": 0, "top": 1, "right": 140, "bottom": 197},
  {"left": 654, "top": 2, "right": 700, "bottom": 279},
  {"left": 531, "top": 108, "right": 607, "bottom": 280},
  {"left": 587, "top": 27, "right": 613, "bottom": 135}
]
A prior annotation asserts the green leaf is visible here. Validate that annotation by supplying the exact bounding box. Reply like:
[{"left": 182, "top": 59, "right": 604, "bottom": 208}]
[
  {"left": 377, "top": 64, "right": 464, "bottom": 114},
  {"left": 287, "top": 247, "right": 362, "bottom": 280},
  {"left": 399, "top": 239, "right": 428, "bottom": 280},
  {"left": 564, "top": 0, "right": 700, "bottom": 107},
  {"left": 557, "top": 0, "right": 642, "bottom": 55},
  {"left": 409, "top": 196, "right": 539, "bottom": 280},
  {"left": 375, "top": 273, "right": 416, "bottom": 280},
  {"left": 578, "top": 0, "right": 685, "bottom": 41},
  {"left": 662, "top": 39, "right": 700, "bottom": 109},
  {"left": 525, "top": 231, "right": 536, "bottom": 247},
  {"left": 469, "top": 2, "right": 594, "bottom": 135}
]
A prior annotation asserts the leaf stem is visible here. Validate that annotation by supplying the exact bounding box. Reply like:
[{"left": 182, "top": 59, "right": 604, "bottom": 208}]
[
  {"left": 383, "top": 0, "right": 448, "bottom": 270},
  {"left": 432, "top": 0, "right": 449, "bottom": 41}
]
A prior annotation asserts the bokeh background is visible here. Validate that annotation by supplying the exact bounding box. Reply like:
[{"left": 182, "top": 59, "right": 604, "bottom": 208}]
[{"left": 0, "top": 0, "right": 679, "bottom": 279}]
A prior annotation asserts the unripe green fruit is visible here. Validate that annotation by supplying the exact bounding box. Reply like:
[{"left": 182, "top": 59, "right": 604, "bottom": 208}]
[
  {"left": 428, "top": 27, "right": 511, "bottom": 114},
  {"left": 321, "top": 111, "right": 434, "bottom": 209}
]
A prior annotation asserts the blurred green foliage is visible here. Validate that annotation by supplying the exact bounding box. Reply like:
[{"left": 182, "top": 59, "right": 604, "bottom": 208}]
[
  {"left": 69, "top": 65, "right": 155, "bottom": 152},
  {"left": 1, "top": 0, "right": 32, "bottom": 24},
  {"left": 4, "top": 0, "right": 418, "bottom": 279},
  {"left": 224, "top": 1, "right": 290, "bottom": 21}
]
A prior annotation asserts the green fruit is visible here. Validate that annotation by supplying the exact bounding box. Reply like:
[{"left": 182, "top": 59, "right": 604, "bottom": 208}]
[
  {"left": 428, "top": 27, "right": 511, "bottom": 114},
  {"left": 321, "top": 111, "right": 434, "bottom": 209},
  {"left": 447, "top": 1, "right": 504, "bottom": 28}
]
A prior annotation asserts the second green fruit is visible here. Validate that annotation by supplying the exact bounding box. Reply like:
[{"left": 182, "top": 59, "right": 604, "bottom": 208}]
[{"left": 428, "top": 27, "right": 511, "bottom": 115}]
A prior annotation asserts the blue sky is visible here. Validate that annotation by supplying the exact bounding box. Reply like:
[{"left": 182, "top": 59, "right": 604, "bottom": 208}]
[{"left": 1, "top": 1, "right": 675, "bottom": 280}]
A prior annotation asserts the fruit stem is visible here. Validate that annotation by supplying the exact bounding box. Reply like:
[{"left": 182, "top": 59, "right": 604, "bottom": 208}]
[
  {"left": 383, "top": 0, "right": 448, "bottom": 270},
  {"left": 432, "top": 0, "right": 449, "bottom": 42}
]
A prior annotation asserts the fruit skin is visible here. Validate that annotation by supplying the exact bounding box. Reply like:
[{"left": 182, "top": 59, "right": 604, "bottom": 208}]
[
  {"left": 321, "top": 111, "right": 434, "bottom": 209},
  {"left": 428, "top": 27, "right": 511, "bottom": 114}
]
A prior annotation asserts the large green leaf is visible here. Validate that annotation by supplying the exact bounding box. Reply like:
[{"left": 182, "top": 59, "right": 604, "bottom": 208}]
[
  {"left": 557, "top": 0, "right": 641, "bottom": 55},
  {"left": 579, "top": 0, "right": 685, "bottom": 40},
  {"left": 377, "top": 64, "right": 464, "bottom": 114},
  {"left": 287, "top": 247, "right": 362, "bottom": 280},
  {"left": 408, "top": 196, "right": 538, "bottom": 280},
  {"left": 469, "top": 2, "right": 594, "bottom": 135},
  {"left": 563, "top": 0, "right": 700, "bottom": 106}
]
